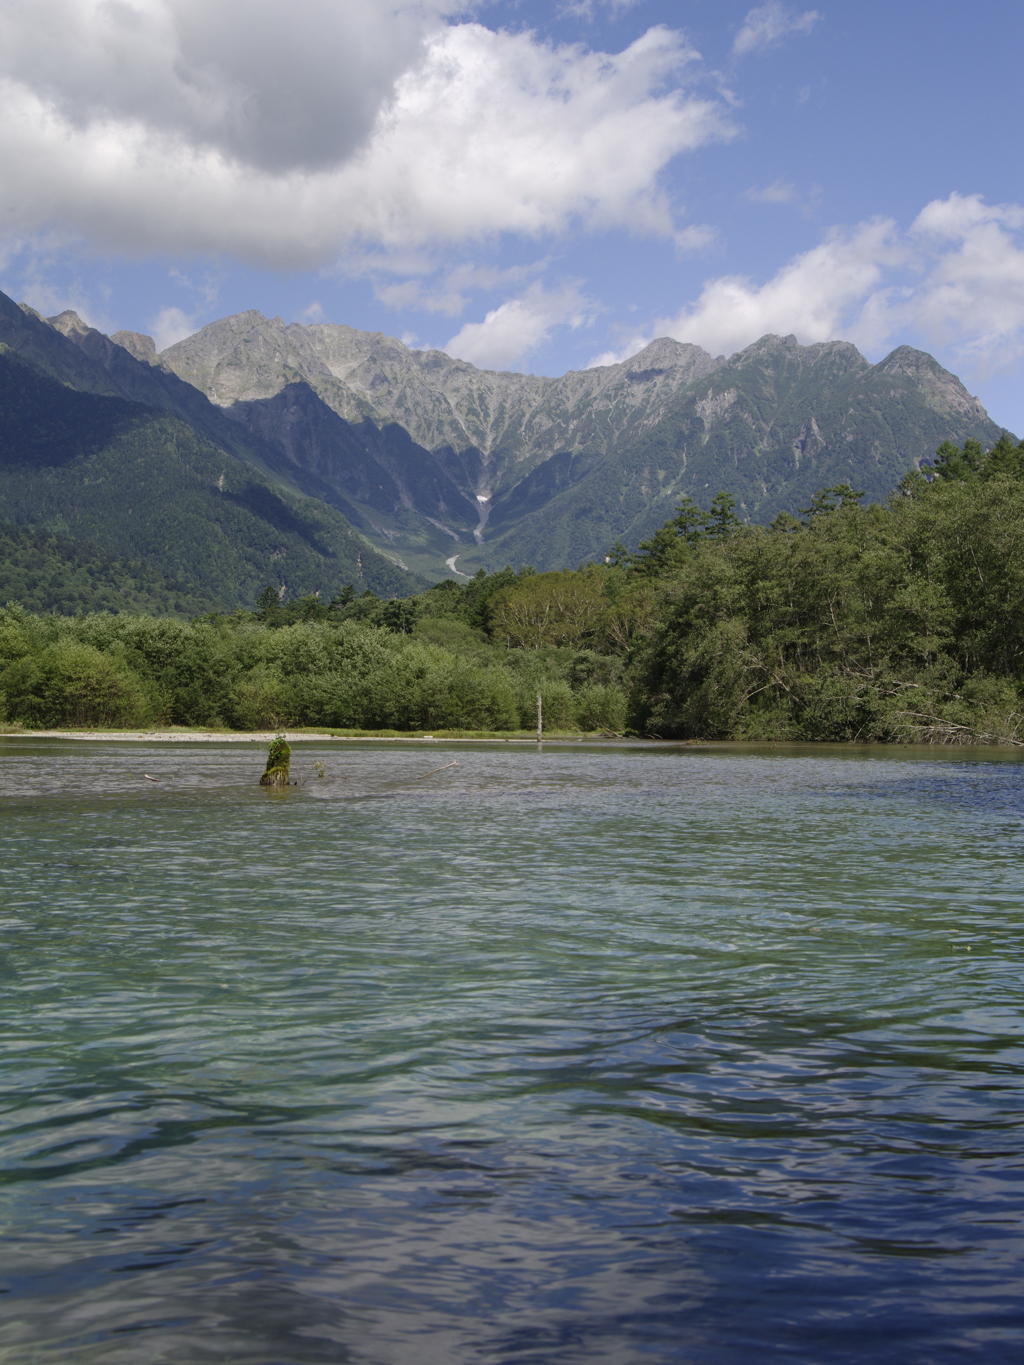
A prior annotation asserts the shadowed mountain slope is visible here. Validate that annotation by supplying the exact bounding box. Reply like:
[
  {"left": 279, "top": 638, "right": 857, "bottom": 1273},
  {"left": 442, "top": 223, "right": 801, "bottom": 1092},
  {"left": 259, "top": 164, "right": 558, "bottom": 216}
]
[
  {"left": 0, "top": 294, "right": 424, "bottom": 607},
  {"left": 158, "top": 312, "right": 1008, "bottom": 575},
  {"left": 0, "top": 519, "right": 219, "bottom": 616},
  {"left": 479, "top": 335, "right": 1007, "bottom": 571},
  {"left": 1, "top": 287, "right": 1008, "bottom": 591}
]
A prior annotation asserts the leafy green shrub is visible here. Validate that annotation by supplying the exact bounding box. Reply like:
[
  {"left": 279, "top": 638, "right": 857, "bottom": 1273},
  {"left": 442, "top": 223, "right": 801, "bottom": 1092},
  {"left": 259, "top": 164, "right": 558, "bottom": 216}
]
[
  {"left": 573, "top": 683, "right": 627, "bottom": 732},
  {"left": 2, "top": 642, "right": 155, "bottom": 728},
  {"left": 227, "top": 665, "right": 294, "bottom": 730},
  {"left": 523, "top": 679, "right": 575, "bottom": 730},
  {"left": 417, "top": 658, "right": 520, "bottom": 730}
]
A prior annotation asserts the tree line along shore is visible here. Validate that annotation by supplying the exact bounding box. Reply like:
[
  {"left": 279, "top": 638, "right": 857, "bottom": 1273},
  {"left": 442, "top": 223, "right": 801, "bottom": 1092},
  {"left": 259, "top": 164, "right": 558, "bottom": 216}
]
[{"left": 2, "top": 435, "right": 1024, "bottom": 746}]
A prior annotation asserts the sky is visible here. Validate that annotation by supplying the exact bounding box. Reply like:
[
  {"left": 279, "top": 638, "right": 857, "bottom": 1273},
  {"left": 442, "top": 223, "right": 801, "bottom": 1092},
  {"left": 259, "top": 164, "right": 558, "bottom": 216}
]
[{"left": 1, "top": 0, "right": 1023, "bottom": 433}]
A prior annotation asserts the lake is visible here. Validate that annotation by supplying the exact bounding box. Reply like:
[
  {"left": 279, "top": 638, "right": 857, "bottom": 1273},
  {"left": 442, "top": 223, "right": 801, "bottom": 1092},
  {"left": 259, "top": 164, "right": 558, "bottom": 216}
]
[{"left": 1, "top": 738, "right": 1023, "bottom": 1363}]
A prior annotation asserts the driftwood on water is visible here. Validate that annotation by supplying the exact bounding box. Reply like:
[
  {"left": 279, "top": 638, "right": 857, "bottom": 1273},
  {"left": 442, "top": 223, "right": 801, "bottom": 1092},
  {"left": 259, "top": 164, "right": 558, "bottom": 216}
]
[
  {"left": 415, "top": 760, "right": 458, "bottom": 779},
  {"left": 260, "top": 734, "right": 292, "bottom": 786}
]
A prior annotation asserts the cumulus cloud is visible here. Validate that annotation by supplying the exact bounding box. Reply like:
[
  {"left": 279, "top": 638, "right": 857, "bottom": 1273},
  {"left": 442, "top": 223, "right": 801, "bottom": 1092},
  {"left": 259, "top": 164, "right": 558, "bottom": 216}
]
[
  {"left": 149, "top": 305, "right": 198, "bottom": 350},
  {"left": 0, "top": 12, "right": 731, "bottom": 267},
  {"left": 372, "top": 259, "right": 549, "bottom": 318},
  {"left": 649, "top": 218, "right": 904, "bottom": 358},
  {"left": 0, "top": 0, "right": 450, "bottom": 175},
  {"left": 733, "top": 4, "right": 820, "bottom": 57},
  {"left": 673, "top": 224, "right": 720, "bottom": 253},
  {"left": 905, "top": 193, "right": 1024, "bottom": 371},
  {"left": 444, "top": 280, "right": 594, "bottom": 368},
  {"left": 591, "top": 195, "right": 1024, "bottom": 380}
]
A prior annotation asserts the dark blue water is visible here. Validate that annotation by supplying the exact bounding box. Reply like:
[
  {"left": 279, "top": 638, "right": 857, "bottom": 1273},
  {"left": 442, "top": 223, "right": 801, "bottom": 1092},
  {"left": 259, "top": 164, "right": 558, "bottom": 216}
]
[{"left": 1, "top": 739, "right": 1024, "bottom": 1364}]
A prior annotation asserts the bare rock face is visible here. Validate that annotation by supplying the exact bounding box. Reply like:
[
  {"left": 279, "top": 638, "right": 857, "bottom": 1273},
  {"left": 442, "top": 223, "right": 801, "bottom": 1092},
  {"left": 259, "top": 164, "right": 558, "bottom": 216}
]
[
  {"left": 155, "top": 313, "right": 1009, "bottom": 577},
  {"left": 160, "top": 316, "right": 726, "bottom": 491},
  {"left": 15, "top": 283, "right": 1008, "bottom": 583},
  {"left": 874, "top": 345, "right": 989, "bottom": 418},
  {"left": 110, "top": 331, "right": 160, "bottom": 366},
  {"left": 48, "top": 309, "right": 92, "bottom": 340}
]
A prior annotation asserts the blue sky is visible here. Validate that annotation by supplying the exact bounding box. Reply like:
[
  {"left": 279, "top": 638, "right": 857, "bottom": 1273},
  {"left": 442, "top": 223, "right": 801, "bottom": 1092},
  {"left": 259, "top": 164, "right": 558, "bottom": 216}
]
[{"left": 2, "top": 0, "right": 1023, "bottom": 433}]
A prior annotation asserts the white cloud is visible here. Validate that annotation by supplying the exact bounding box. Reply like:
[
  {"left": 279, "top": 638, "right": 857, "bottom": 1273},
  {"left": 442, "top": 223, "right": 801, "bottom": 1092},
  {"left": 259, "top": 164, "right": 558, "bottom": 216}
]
[
  {"left": 590, "top": 195, "right": 1024, "bottom": 381},
  {"left": 374, "top": 259, "right": 549, "bottom": 317},
  {"left": 2, "top": 234, "right": 112, "bottom": 327},
  {"left": 733, "top": 4, "right": 820, "bottom": 58},
  {"left": 444, "top": 280, "right": 594, "bottom": 368},
  {"left": 149, "top": 305, "right": 197, "bottom": 351},
  {"left": 673, "top": 224, "right": 720, "bottom": 254},
  {"left": 168, "top": 265, "right": 220, "bottom": 309},
  {"left": 558, "top": 0, "right": 643, "bottom": 18},
  {"left": 904, "top": 194, "right": 1024, "bottom": 372},
  {"left": 0, "top": 0, "right": 451, "bottom": 175},
  {"left": 21, "top": 281, "right": 104, "bottom": 328},
  {"left": 587, "top": 346, "right": 631, "bottom": 368},
  {"left": 0, "top": 15, "right": 731, "bottom": 267},
  {"left": 744, "top": 180, "right": 796, "bottom": 204},
  {"left": 653, "top": 218, "right": 903, "bottom": 358}
]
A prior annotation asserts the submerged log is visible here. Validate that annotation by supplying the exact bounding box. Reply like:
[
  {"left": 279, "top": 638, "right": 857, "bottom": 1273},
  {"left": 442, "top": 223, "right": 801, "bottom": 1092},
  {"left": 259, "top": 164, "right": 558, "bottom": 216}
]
[{"left": 260, "top": 734, "right": 292, "bottom": 786}]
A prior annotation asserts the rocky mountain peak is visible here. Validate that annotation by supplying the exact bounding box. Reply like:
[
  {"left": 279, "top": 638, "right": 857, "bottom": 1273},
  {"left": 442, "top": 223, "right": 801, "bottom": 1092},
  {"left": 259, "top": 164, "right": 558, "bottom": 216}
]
[
  {"left": 613, "top": 338, "right": 724, "bottom": 389},
  {"left": 110, "top": 330, "right": 159, "bottom": 366},
  {"left": 48, "top": 309, "right": 93, "bottom": 339},
  {"left": 740, "top": 332, "right": 801, "bottom": 356},
  {"left": 874, "top": 345, "right": 988, "bottom": 418},
  {"left": 47, "top": 296, "right": 1002, "bottom": 580}
]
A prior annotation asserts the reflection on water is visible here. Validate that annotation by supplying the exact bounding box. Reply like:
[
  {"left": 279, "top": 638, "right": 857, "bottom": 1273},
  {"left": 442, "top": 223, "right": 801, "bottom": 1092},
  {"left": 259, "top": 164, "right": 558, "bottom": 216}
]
[{"left": 1, "top": 739, "right": 1024, "bottom": 1363}]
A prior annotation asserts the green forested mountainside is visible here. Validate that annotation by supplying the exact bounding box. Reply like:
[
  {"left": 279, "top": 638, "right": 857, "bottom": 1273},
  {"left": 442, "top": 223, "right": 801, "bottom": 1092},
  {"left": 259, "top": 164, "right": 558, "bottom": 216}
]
[
  {"left": 44, "top": 301, "right": 486, "bottom": 566},
  {"left": 3, "top": 285, "right": 1012, "bottom": 588},
  {"left": 0, "top": 521, "right": 217, "bottom": 616},
  {"left": 6, "top": 295, "right": 316, "bottom": 485},
  {"left": 470, "top": 338, "right": 1009, "bottom": 572},
  {"left": 156, "top": 311, "right": 1008, "bottom": 579},
  {"left": 0, "top": 350, "right": 423, "bottom": 608},
  {"left": 3, "top": 435, "right": 1024, "bottom": 746}
]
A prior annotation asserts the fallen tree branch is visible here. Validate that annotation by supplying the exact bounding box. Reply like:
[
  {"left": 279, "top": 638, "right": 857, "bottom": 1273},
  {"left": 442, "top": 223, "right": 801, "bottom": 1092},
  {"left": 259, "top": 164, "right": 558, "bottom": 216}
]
[
  {"left": 891, "top": 711, "right": 1024, "bottom": 746},
  {"left": 415, "top": 760, "right": 459, "bottom": 779}
]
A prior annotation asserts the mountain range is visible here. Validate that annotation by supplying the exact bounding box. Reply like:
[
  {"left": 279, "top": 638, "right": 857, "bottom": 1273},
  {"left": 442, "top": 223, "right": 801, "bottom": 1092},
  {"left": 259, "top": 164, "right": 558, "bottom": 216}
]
[
  {"left": 0, "top": 291, "right": 419, "bottom": 612},
  {"left": 153, "top": 311, "right": 1006, "bottom": 580},
  {"left": 0, "top": 284, "right": 1010, "bottom": 609}
]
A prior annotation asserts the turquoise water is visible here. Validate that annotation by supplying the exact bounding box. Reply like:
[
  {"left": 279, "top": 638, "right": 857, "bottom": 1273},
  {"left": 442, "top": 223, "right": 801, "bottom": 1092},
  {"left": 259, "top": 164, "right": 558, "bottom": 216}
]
[{"left": 2, "top": 738, "right": 1024, "bottom": 1364}]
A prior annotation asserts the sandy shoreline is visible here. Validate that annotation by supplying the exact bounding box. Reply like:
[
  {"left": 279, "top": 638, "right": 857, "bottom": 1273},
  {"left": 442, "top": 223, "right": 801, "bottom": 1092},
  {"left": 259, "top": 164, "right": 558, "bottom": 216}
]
[{"left": 0, "top": 730, "right": 583, "bottom": 744}]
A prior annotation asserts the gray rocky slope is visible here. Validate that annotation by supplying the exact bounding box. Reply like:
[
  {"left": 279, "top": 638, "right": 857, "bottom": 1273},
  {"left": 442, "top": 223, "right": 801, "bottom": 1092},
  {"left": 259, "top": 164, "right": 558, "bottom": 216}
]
[
  {"left": 30, "top": 300, "right": 1012, "bottom": 581},
  {"left": 0, "top": 291, "right": 421, "bottom": 602}
]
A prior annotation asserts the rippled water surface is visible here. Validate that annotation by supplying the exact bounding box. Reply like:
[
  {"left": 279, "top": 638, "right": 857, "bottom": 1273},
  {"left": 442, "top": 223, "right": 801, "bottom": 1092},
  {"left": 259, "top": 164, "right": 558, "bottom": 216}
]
[{"left": 2, "top": 738, "right": 1024, "bottom": 1364}]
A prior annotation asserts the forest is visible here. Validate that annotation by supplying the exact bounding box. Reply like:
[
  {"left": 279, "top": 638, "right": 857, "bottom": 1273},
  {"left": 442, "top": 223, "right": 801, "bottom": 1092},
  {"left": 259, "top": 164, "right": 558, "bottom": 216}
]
[{"left": 3, "top": 433, "right": 1024, "bottom": 744}]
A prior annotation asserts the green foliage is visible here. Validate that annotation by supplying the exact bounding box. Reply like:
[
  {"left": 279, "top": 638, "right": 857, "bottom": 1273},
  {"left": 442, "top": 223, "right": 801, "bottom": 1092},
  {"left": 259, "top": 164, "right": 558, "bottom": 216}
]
[
  {"left": 926, "top": 432, "right": 1024, "bottom": 483},
  {"left": 488, "top": 568, "right": 607, "bottom": 648},
  {"left": 2, "top": 640, "right": 155, "bottom": 728},
  {"left": 629, "top": 496, "right": 710, "bottom": 576},
  {"left": 5, "top": 431, "right": 1024, "bottom": 744},
  {"left": 260, "top": 732, "right": 292, "bottom": 786},
  {"left": 798, "top": 483, "right": 865, "bottom": 518},
  {"left": 629, "top": 460, "right": 1024, "bottom": 743},
  {"left": 572, "top": 682, "right": 628, "bottom": 732},
  {"left": 0, "top": 520, "right": 216, "bottom": 615},
  {"left": 229, "top": 665, "right": 292, "bottom": 731},
  {"left": 0, "top": 350, "right": 423, "bottom": 611}
]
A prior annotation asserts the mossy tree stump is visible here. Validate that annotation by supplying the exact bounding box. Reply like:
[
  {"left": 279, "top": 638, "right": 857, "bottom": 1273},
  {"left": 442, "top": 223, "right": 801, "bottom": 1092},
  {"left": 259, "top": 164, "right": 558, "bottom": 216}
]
[{"left": 260, "top": 734, "right": 291, "bottom": 786}]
